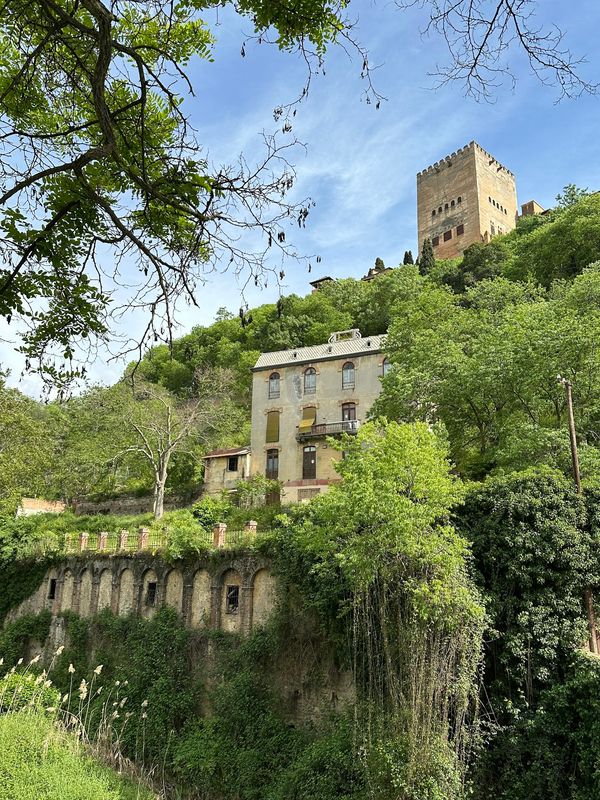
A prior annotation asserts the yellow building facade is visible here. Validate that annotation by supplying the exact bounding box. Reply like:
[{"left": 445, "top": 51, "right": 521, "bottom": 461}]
[{"left": 250, "top": 330, "right": 388, "bottom": 503}]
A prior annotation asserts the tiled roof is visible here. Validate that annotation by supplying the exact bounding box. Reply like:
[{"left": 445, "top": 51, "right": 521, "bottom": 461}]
[
  {"left": 203, "top": 446, "right": 250, "bottom": 459},
  {"left": 252, "top": 334, "right": 386, "bottom": 371}
]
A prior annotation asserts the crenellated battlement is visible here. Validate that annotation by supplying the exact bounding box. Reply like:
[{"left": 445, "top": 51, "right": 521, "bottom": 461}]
[{"left": 417, "top": 140, "right": 514, "bottom": 179}]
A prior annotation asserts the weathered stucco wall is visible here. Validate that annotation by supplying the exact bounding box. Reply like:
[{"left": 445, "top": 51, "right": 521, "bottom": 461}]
[{"left": 6, "top": 552, "right": 277, "bottom": 636}]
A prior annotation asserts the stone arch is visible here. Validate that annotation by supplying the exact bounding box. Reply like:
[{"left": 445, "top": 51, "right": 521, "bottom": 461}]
[
  {"left": 97, "top": 569, "right": 113, "bottom": 612},
  {"left": 141, "top": 568, "right": 158, "bottom": 619},
  {"left": 78, "top": 568, "right": 92, "bottom": 618},
  {"left": 164, "top": 569, "right": 183, "bottom": 614},
  {"left": 60, "top": 569, "right": 74, "bottom": 612},
  {"left": 190, "top": 568, "right": 211, "bottom": 629},
  {"left": 220, "top": 568, "right": 243, "bottom": 633},
  {"left": 251, "top": 569, "right": 277, "bottom": 628},
  {"left": 117, "top": 568, "right": 135, "bottom": 616}
]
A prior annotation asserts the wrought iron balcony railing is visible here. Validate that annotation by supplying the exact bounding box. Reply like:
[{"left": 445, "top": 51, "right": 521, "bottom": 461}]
[{"left": 297, "top": 419, "right": 360, "bottom": 441}]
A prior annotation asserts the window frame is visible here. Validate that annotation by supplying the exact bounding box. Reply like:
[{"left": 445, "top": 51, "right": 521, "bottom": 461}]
[
  {"left": 302, "top": 445, "right": 317, "bottom": 481},
  {"left": 443, "top": 230, "right": 452, "bottom": 242},
  {"left": 146, "top": 581, "right": 157, "bottom": 607},
  {"left": 227, "top": 455, "right": 239, "bottom": 472},
  {"left": 225, "top": 584, "right": 240, "bottom": 614},
  {"left": 303, "top": 367, "right": 317, "bottom": 394},
  {"left": 268, "top": 372, "right": 280, "bottom": 399},
  {"left": 266, "top": 448, "right": 279, "bottom": 480},
  {"left": 342, "top": 361, "right": 355, "bottom": 390},
  {"left": 382, "top": 357, "right": 391, "bottom": 377},
  {"left": 456, "top": 224, "right": 464, "bottom": 236},
  {"left": 432, "top": 235, "right": 440, "bottom": 247}
]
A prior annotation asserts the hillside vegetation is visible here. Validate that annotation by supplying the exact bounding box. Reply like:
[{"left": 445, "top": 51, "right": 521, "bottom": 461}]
[{"left": 3, "top": 189, "right": 600, "bottom": 799}]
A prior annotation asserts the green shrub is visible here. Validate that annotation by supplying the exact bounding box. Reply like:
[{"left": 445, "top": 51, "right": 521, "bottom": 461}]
[
  {"left": 0, "top": 671, "right": 60, "bottom": 714},
  {"left": 0, "top": 611, "right": 52, "bottom": 668},
  {"left": 191, "top": 495, "right": 233, "bottom": 528},
  {"left": 474, "top": 654, "right": 600, "bottom": 800}
]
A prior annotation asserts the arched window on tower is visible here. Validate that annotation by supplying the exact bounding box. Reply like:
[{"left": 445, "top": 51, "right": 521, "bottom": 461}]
[{"left": 382, "top": 357, "right": 391, "bottom": 377}]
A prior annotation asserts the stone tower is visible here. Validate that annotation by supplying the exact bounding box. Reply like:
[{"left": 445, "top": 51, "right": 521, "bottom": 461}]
[{"left": 416, "top": 141, "right": 518, "bottom": 260}]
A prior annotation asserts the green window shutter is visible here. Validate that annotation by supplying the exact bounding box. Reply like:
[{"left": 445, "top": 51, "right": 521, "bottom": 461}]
[{"left": 266, "top": 411, "right": 280, "bottom": 443}]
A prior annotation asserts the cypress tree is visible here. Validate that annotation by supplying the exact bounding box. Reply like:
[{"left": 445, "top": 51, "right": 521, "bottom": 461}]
[
  {"left": 419, "top": 239, "right": 435, "bottom": 275},
  {"left": 403, "top": 250, "right": 414, "bottom": 265}
]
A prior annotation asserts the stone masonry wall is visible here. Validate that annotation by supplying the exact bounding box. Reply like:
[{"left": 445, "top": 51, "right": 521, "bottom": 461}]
[{"left": 6, "top": 552, "right": 277, "bottom": 637}]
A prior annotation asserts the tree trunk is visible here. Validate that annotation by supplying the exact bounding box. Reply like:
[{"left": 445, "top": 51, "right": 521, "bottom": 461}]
[{"left": 153, "top": 473, "right": 167, "bottom": 519}]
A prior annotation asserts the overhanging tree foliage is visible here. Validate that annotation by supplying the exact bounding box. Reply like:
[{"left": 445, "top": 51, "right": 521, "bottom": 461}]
[{"left": 0, "top": 1, "right": 595, "bottom": 386}]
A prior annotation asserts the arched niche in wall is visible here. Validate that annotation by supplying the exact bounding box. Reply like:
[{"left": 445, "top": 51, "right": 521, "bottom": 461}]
[
  {"left": 118, "top": 568, "right": 135, "bottom": 616},
  {"left": 251, "top": 569, "right": 277, "bottom": 629},
  {"left": 164, "top": 569, "right": 183, "bottom": 614},
  {"left": 79, "top": 569, "right": 92, "bottom": 618},
  {"left": 220, "top": 568, "right": 242, "bottom": 634},
  {"left": 190, "top": 569, "right": 211, "bottom": 629},
  {"left": 97, "top": 569, "right": 113, "bottom": 612},
  {"left": 60, "top": 570, "right": 74, "bottom": 612},
  {"left": 141, "top": 568, "right": 158, "bottom": 620}
]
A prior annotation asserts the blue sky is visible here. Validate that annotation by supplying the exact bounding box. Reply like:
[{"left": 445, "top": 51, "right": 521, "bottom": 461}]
[{"left": 6, "top": 0, "right": 600, "bottom": 394}]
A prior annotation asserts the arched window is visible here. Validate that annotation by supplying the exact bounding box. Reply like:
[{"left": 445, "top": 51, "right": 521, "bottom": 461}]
[
  {"left": 304, "top": 367, "right": 316, "bottom": 394},
  {"left": 342, "top": 361, "right": 355, "bottom": 389},
  {"left": 451, "top": 199, "right": 455, "bottom": 207},
  {"left": 268, "top": 372, "right": 280, "bottom": 399},
  {"left": 438, "top": 206, "right": 442, "bottom": 214},
  {"left": 302, "top": 446, "right": 317, "bottom": 480},
  {"left": 457, "top": 196, "right": 462, "bottom": 204},
  {"left": 432, "top": 209, "right": 436, "bottom": 217},
  {"left": 382, "top": 357, "right": 391, "bottom": 377},
  {"left": 266, "top": 449, "right": 279, "bottom": 479}
]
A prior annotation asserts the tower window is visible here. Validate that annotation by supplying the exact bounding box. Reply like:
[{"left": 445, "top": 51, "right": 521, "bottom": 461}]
[
  {"left": 504, "top": 208, "right": 507, "bottom": 215},
  {"left": 443, "top": 230, "right": 452, "bottom": 242},
  {"left": 382, "top": 357, "right": 391, "bottom": 377},
  {"left": 451, "top": 199, "right": 455, "bottom": 207},
  {"left": 438, "top": 206, "right": 442, "bottom": 213},
  {"left": 432, "top": 236, "right": 440, "bottom": 247},
  {"left": 489, "top": 196, "right": 492, "bottom": 203},
  {"left": 457, "top": 224, "right": 464, "bottom": 236},
  {"left": 432, "top": 209, "right": 436, "bottom": 217},
  {"left": 490, "top": 222, "right": 496, "bottom": 236},
  {"left": 48, "top": 578, "right": 57, "bottom": 600},
  {"left": 457, "top": 196, "right": 462, "bottom": 203},
  {"left": 444, "top": 203, "right": 449, "bottom": 210}
]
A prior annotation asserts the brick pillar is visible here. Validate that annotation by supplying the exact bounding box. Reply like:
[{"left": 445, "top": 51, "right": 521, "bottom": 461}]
[
  {"left": 79, "top": 531, "right": 89, "bottom": 552},
  {"left": 212, "top": 523, "right": 227, "bottom": 548},
  {"left": 244, "top": 520, "right": 258, "bottom": 536},
  {"left": 138, "top": 527, "right": 150, "bottom": 551},
  {"left": 90, "top": 574, "right": 100, "bottom": 616},
  {"left": 98, "top": 531, "right": 108, "bottom": 552},
  {"left": 118, "top": 529, "right": 128, "bottom": 551},
  {"left": 110, "top": 574, "right": 120, "bottom": 614}
]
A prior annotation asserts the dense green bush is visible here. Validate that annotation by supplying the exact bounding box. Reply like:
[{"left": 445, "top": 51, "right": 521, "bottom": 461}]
[
  {"left": 0, "top": 671, "right": 61, "bottom": 714},
  {"left": 474, "top": 654, "right": 600, "bottom": 800},
  {"left": 458, "top": 468, "right": 597, "bottom": 712}
]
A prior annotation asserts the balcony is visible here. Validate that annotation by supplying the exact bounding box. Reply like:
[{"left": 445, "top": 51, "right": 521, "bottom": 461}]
[{"left": 296, "top": 419, "right": 360, "bottom": 441}]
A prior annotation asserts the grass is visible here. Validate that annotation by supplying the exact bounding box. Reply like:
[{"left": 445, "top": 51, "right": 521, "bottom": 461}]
[{"left": 0, "top": 710, "right": 157, "bottom": 800}]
